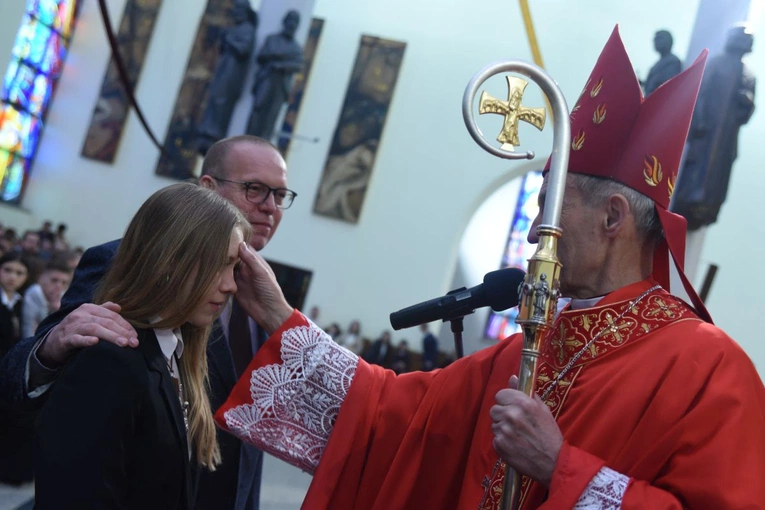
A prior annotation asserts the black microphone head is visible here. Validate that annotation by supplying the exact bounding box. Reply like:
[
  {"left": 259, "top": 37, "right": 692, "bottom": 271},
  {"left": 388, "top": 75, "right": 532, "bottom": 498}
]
[{"left": 482, "top": 267, "right": 526, "bottom": 312}]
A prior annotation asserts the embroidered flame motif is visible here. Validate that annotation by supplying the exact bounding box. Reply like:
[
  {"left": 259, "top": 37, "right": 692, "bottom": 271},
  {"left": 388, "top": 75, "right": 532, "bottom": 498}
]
[
  {"left": 592, "top": 103, "right": 607, "bottom": 124},
  {"left": 572, "top": 129, "right": 586, "bottom": 151},
  {"left": 590, "top": 77, "right": 604, "bottom": 98},
  {"left": 668, "top": 172, "right": 676, "bottom": 199},
  {"left": 643, "top": 155, "right": 663, "bottom": 187}
]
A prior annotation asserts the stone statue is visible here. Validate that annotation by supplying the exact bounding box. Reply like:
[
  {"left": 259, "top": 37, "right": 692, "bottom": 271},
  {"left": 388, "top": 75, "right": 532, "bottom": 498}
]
[
  {"left": 245, "top": 9, "right": 304, "bottom": 141},
  {"left": 642, "top": 30, "right": 682, "bottom": 95},
  {"left": 672, "top": 25, "right": 756, "bottom": 230},
  {"left": 197, "top": 2, "right": 258, "bottom": 155}
]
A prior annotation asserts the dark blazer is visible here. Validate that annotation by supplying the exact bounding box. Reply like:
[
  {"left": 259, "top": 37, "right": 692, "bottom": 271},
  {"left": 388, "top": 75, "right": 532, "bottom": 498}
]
[
  {"left": 35, "top": 328, "right": 192, "bottom": 509},
  {"left": 0, "top": 240, "right": 262, "bottom": 510}
]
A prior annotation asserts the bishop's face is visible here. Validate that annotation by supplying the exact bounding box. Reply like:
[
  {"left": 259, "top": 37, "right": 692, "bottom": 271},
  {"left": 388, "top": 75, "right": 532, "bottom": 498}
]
[{"left": 527, "top": 175, "right": 604, "bottom": 299}]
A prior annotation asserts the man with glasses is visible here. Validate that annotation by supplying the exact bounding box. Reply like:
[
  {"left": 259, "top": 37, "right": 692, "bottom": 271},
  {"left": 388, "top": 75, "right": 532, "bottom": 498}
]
[{"left": 0, "top": 135, "right": 296, "bottom": 510}]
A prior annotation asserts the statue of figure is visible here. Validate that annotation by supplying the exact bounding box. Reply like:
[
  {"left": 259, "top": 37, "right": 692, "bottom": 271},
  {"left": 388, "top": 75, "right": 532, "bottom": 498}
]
[
  {"left": 197, "top": 2, "right": 258, "bottom": 155},
  {"left": 672, "top": 25, "right": 756, "bottom": 230},
  {"left": 532, "top": 273, "right": 550, "bottom": 319},
  {"left": 642, "top": 30, "right": 683, "bottom": 95},
  {"left": 245, "top": 10, "right": 304, "bottom": 141}
]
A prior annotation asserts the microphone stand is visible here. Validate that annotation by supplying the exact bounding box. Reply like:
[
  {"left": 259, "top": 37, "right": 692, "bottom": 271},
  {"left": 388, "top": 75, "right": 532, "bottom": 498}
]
[{"left": 441, "top": 287, "right": 475, "bottom": 359}]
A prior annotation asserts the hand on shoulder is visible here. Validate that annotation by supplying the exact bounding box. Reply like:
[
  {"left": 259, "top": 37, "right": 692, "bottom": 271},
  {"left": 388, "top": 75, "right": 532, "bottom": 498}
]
[{"left": 37, "top": 302, "right": 139, "bottom": 368}]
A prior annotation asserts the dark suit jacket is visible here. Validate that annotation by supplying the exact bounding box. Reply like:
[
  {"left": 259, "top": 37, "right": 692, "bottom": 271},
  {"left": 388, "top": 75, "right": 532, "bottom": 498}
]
[
  {"left": 0, "top": 240, "right": 263, "bottom": 510},
  {"left": 35, "top": 328, "right": 192, "bottom": 509}
]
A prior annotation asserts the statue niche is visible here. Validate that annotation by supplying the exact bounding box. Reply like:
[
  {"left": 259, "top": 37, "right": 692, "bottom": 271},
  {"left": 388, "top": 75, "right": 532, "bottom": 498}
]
[
  {"left": 672, "top": 25, "right": 756, "bottom": 230},
  {"left": 196, "top": 2, "right": 258, "bottom": 156},
  {"left": 245, "top": 9, "right": 305, "bottom": 141}
]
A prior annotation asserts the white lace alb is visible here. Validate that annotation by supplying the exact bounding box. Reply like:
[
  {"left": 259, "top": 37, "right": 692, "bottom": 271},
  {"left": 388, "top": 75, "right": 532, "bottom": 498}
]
[
  {"left": 223, "top": 321, "right": 358, "bottom": 473},
  {"left": 573, "top": 466, "right": 629, "bottom": 509}
]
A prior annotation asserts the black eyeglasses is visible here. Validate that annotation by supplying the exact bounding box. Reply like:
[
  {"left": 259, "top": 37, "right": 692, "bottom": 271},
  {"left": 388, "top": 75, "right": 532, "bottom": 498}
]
[{"left": 211, "top": 177, "right": 297, "bottom": 210}]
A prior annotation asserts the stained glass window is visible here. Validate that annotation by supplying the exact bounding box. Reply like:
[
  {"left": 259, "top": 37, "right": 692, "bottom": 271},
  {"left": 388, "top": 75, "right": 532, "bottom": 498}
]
[
  {"left": 0, "top": 0, "right": 80, "bottom": 204},
  {"left": 484, "top": 170, "right": 544, "bottom": 340}
]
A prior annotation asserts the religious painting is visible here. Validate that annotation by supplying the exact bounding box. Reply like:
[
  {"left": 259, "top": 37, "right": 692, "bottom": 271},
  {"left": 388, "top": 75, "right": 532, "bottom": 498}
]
[
  {"left": 154, "top": 0, "right": 235, "bottom": 180},
  {"left": 313, "top": 35, "right": 406, "bottom": 223},
  {"left": 265, "top": 259, "right": 312, "bottom": 311},
  {"left": 0, "top": 0, "right": 81, "bottom": 204},
  {"left": 484, "top": 170, "right": 543, "bottom": 340},
  {"left": 276, "top": 17, "right": 325, "bottom": 157},
  {"left": 80, "top": 0, "right": 164, "bottom": 163}
]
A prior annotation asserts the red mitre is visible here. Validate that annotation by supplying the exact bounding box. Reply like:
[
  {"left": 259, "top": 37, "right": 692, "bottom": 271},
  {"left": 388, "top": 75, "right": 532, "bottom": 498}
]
[{"left": 544, "top": 26, "right": 712, "bottom": 322}]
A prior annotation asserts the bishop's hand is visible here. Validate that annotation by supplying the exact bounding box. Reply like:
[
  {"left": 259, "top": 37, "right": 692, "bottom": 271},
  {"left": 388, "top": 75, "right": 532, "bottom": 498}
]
[
  {"left": 490, "top": 375, "right": 563, "bottom": 487},
  {"left": 235, "top": 242, "right": 293, "bottom": 335}
]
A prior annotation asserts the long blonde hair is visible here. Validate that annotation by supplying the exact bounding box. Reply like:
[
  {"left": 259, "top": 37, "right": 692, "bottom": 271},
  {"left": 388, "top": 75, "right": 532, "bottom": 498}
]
[{"left": 94, "top": 183, "right": 251, "bottom": 469}]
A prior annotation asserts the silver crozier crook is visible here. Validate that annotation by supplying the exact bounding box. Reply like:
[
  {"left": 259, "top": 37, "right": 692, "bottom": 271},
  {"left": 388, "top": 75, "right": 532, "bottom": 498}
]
[{"left": 462, "top": 61, "right": 571, "bottom": 510}]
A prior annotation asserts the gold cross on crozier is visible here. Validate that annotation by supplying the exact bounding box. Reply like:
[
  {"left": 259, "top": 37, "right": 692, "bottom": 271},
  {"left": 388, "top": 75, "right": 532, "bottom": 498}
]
[{"left": 479, "top": 76, "right": 546, "bottom": 151}]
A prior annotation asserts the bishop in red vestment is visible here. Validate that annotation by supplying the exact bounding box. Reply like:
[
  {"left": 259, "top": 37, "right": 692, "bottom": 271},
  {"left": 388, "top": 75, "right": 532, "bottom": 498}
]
[{"left": 216, "top": 27, "right": 765, "bottom": 509}]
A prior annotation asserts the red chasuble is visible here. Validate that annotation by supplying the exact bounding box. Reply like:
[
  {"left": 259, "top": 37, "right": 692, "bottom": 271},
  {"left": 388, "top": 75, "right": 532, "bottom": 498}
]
[{"left": 216, "top": 280, "right": 765, "bottom": 509}]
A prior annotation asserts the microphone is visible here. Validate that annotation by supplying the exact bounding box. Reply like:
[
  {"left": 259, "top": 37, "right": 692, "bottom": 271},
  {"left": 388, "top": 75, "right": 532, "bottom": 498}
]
[{"left": 389, "top": 267, "right": 526, "bottom": 330}]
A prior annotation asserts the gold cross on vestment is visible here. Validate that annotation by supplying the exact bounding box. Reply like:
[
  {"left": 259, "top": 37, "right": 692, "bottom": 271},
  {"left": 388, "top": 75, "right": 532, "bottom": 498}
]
[
  {"left": 601, "top": 313, "right": 632, "bottom": 344},
  {"left": 644, "top": 298, "right": 677, "bottom": 319},
  {"left": 479, "top": 76, "right": 546, "bottom": 151},
  {"left": 552, "top": 322, "right": 581, "bottom": 364}
]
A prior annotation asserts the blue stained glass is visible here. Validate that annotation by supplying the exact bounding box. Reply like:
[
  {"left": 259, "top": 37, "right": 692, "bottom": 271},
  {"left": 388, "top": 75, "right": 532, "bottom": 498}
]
[
  {"left": 12, "top": 16, "right": 67, "bottom": 77},
  {"left": 484, "top": 171, "right": 544, "bottom": 340},
  {"left": 0, "top": 104, "right": 43, "bottom": 158},
  {"left": 26, "top": 0, "right": 76, "bottom": 38},
  {"left": 0, "top": 150, "right": 29, "bottom": 203},
  {"left": 3, "top": 61, "right": 53, "bottom": 116}
]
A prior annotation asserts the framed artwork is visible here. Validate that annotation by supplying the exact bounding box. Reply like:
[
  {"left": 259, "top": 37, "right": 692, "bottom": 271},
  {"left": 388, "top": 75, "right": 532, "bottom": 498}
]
[
  {"left": 312, "top": 35, "right": 406, "bottom": 223},
  {"left": 154, "top": 0, "right": 235, "bottom": 180},
  {"left": 80, "top": 0, "right": 164, "bottom": 163},
  {"left": 276, "top": 17, "right": 325, "bottom": 157}
]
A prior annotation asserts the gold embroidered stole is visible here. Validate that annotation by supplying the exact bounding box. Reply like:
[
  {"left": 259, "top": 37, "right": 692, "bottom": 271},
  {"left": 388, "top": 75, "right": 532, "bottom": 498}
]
[{"left": 479, "top": 290, "right": 699, "bottom": 510}]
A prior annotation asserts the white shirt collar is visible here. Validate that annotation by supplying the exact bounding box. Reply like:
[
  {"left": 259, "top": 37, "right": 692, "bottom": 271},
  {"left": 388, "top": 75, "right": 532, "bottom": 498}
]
[
  {"left": 569, "top": 295, "right": 605, "bottom": 310},
  {"left": 1, "top": 290, "right": 21, "bottom": 310},
  {"left": 149, "top": 316, "right": 184, "bottom": 360}
]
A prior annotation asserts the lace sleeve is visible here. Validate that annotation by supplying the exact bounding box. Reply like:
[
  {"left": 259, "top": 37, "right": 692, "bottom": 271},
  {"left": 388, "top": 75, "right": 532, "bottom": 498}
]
[
  {"left": 222, "top": 321, "right": 358, "bottom": 473},
  {"left": 573, "top": 466, "right": 629, "bottom": 509}
]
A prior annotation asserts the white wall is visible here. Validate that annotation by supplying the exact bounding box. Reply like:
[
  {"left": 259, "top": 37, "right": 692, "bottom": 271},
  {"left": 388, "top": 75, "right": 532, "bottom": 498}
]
[{"left": 3, "top": 0, "right": 763, "bottom": 375}]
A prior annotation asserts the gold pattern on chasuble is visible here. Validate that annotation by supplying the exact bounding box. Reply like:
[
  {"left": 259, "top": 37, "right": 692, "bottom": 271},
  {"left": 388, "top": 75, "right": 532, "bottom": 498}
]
[
  {"left": 478, "top": 76, "right": 546, "bottom": 151},
  {"left": 478, "top": 292, "right": 700, "bottom": 510}
]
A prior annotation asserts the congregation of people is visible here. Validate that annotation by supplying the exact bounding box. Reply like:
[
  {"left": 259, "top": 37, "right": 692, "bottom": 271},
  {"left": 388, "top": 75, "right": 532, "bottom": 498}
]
[
  {"left": 0, "top": 223, "right": 80, "bottom": 361},
  {"left": 313, "top": 308, "right": 455, "bottom": 374}
]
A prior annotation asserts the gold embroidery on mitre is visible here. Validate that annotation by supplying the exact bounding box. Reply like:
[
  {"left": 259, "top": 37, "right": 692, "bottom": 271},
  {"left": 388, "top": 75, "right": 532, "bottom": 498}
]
[
  {"left": 643, "top": 155, "right": 663, "bottom": 187},
  {"left": 572, "top": 129, "right": 586, "bottom": 151},
  {"left": 592, "top": 103, "right": 607, "bottom": 124},
  {"left": 590, "top": 77, "right": 604, "bottom": 97},
  {"left": 667, "top": 173, "right": 676, "bottom": 200}
]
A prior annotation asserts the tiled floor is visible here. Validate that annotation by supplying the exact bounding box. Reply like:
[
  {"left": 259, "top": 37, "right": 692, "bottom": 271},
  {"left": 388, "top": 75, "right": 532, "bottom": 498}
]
[{"left": 0, "top": 454, "right": 311, "bottom": 510}]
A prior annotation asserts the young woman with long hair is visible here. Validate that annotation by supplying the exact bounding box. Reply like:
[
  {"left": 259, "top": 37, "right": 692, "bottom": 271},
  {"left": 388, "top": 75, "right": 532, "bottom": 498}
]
[{"left": 35, "top": 183, "right": 251, "bottom": 509}]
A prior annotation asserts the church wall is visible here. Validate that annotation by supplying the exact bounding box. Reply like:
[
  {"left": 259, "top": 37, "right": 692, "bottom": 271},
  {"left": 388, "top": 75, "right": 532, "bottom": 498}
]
[{"left": 4, "top": 0, "right": 763, "bottom": 375}]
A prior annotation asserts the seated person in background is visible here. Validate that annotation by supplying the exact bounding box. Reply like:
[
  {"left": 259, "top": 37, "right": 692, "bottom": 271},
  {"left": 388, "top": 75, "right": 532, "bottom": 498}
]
[
  {"left": 362, "top": 330, "right": 393, "bottom": 368},
  {"left": 34, "top": 183, "right": 251, "bottom": 510},
  {"left": 0, "top": 252, "right": 32, "bottom": 485},
  {"left": 338, "top": 319, "right": 361, "bottom": 353},
  {"left": 325, "top": 322, "right": 342, "bottom": 340},
  {"left": 22, "top": 261, "right": 73, "bottom": 338},
  {"left": 420, "top": 323, "right": 439, "bottom": 371},
  {"left": 0, "top": 252, "right": 29, "bottom": 359},
  {"left": 390, "top": 340, "right": 411, "bottom": 374}
]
